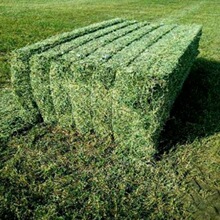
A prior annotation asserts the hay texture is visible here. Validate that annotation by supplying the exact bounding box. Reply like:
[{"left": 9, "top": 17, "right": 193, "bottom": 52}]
[
  {"left": 64, "top": 22, "right": 155, "bottom": 134},
  {"left": 60, "top": 23, "right": 174, "bottom": 136},
  {"left": 89, "top": 24, "right": 176, "bottom": 139},
  {"left": 10, "top": 18, "right": 202, "bottom": 160}
]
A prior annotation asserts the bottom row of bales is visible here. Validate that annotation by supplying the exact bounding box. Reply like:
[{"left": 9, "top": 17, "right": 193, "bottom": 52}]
[{"left": 48, "top": 24, "right": 202, "bottom": 160}]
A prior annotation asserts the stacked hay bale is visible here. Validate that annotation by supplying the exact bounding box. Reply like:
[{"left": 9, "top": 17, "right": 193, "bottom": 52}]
[
  {"left": 111, "top": 25, "right": 202, "bottom": 160},
  {"left": 11, "top": 19, "right": 202, "bottom": 159}
]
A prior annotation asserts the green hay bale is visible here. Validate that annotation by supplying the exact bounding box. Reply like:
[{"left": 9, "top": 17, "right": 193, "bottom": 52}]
[
  {"left": 10, "top": 18, "right": 123, "bottom": 123},
  {"left": 66, "top": 22, "right": 158, "bottom": 134},
  {"left": 49, "top": 21, "right": 148, "bottom": 128},
  {"left": 67, "top": 66, "right": 94, "bottom": 134},
  {"left": 112, "top": 25, "right": 202, "bottom": 160},
  {"left": 30, "top": 20, "right": 136, "bottom": 123}
]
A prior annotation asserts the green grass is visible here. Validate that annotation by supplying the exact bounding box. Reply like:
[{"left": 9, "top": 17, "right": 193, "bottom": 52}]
[{"left": 0, "top": 0, "right": 220, "bottom": 219}]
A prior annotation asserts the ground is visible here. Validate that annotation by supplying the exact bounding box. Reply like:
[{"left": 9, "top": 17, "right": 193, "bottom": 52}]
[{"left": 0, "top": 0, "right": 220, "bottom": 219}]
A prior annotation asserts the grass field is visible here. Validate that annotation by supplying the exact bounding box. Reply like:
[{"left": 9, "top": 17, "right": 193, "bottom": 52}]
[{"left": 0, "top": 0, "right": 220, "bottom": 219}]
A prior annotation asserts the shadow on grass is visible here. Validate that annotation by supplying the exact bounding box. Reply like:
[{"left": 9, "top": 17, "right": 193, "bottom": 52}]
[{"left": 158, "top": 57, "right": 220, "bottom": 154}]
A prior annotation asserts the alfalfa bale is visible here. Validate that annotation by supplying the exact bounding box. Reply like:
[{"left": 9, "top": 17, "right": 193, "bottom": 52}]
[
  {"left": 49, "top": 62, "right": 74, "bottom": 127},
  {"left": 112, "top": 25, "right": 202, "bottom": 161},
  {"left": 29, "top": 20, "right": 134, "bottom": 123}
]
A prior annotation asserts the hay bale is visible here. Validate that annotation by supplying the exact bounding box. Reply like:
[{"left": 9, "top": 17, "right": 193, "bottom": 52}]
[
  {"left": 10, "top": 18, "right": 123, "bottom": 123},
  {"left": 49, "top": 62, "right": 74, "bottom": 127},
  {"left": 9, "top": 18, "right": 202, "bottom": 162},
  {"left": 67, "top": 24, "right": 175, "bottom": 137},
  {"left": 89, "top": 24, "right": 176, "bottom": 138},
  {"left": 112, "top": 25, "right": 202, "bottom": 160}
]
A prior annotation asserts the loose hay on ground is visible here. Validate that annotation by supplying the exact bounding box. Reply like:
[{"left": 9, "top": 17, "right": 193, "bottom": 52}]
[{"left": 0, "top": 89, "right": 34, "bottom": 143}]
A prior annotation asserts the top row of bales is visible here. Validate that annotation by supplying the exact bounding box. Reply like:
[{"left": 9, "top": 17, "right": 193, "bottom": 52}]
[{"left": 11, "top": 18, "right": 202, "bottom": 160}]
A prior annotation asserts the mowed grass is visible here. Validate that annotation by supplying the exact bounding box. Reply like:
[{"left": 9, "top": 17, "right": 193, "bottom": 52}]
[{"left": 0, "top": 0, "right": 220, "bottom": 219}]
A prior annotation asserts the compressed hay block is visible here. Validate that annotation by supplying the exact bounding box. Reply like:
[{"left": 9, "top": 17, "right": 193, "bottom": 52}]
[
  {"left": 66, "top": 22, "right": 158, "bottom": 134},
  {"left": 111, "top": 25, "right": 202, "bottom": 160},
  {"left": 10, "top": 18, "right": 123, "bottom": 123},
  {"left": 49, "top": 21, "right": 149, "bottom": 128},
  {"left": 30, "top": 20, "right": 135, "bottom": 123},
  {"left": 49, "top": 21, "right": 145, "bottom": 126},
  {"left": 58, "top": 23, "right": 201, "bottom": 159}
]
